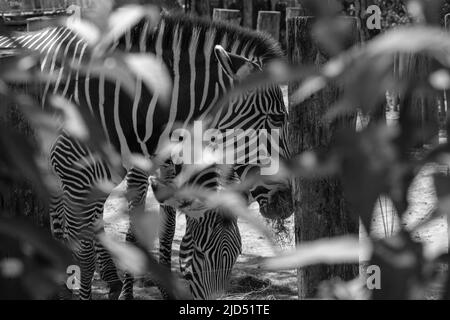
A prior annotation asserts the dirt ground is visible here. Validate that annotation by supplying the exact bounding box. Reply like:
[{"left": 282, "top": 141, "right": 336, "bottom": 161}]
[
  {"left": 92, "top": 191, "right": 297, "bottom": 300},
  {"left": 90, "top": 109, "right": 449, "bottom": 300},
  {"left": 92, "top": 155, "right": 448, "bottom": 300}
]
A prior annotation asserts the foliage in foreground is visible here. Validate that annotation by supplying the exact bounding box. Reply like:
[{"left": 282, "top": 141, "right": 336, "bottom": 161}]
[{"left": 1, "top": 0, "right": 450, "bottom": 300}]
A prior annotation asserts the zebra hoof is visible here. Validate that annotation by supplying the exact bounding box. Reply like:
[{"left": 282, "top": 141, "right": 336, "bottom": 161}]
[
  {"left": 159, "top": 288, "right": 171, "bottom": 300},
  {"left": 53, "top": 285, "right": 74, "bottom": 300},
  {"left": 118, "top": 292, "right": 134, "bottom": 300},
  {"left": 143, "top": 278, "right": 157, "bottom": 287},
  {"left": 108, "top": 281, "right": 123, "bottom": 300},
  {"left": 109, "top": 290, "right": 122, "bottom": 300}
]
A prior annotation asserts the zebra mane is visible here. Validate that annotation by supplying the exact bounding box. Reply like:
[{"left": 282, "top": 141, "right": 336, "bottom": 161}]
[{"left": 130, "top": 13, "right": 284, "bottom": 65}]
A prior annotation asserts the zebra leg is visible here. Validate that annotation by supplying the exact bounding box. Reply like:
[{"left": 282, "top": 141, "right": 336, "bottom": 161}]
[
  {"left": 159, "top": 205, "right": 177, "bottom": 268},
  {"left": 65, "top": 199, "right": 103, "bottom": 300},
  {"left": 119, "top": 168, "right": 150, "bottom": 300},
  {"left": 49, "top": 193, "right": 65, "bottom": 242},
  {"left": 179, "top": 218, "right": 194, "bottom": 276},
  {"left": 50, "top": 133, "right": 124, "bottom": 300},
  {"left": 48, "top": 189, "right": 76, "bottom": 300},
  {"left": 48, "top": 170, "right": 67, "bottom": 243},
  {"left": 156, "top": 205, "right": 177, "bottom": 299},
  {"left": 92, "top": 192, "right": 123, "bottom": 300},
  {"left": 94, "top": 237, "right": 123, "bottom": 299},
  {"left": 119, "top": 227, "right": 137, "bottom": 300},
  {"left": 74, "top": 239, "right": 97, "bottom": 300}
]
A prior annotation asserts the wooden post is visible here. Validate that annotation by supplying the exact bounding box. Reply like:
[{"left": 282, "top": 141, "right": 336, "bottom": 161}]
[
  {"left": 65, "top": 0, "right": 94, "bottom": 8},
  {"left": 420, "top": 56, "right": 439, "bottom": 147},
  {"left": 26, "top": 16, "right": 57, "bottom": 31},
  {"left": 446, "top": 13, "right": 450, "bottom": 31},
  {"left": 270, "top": 1, "right": 301, "bottom": 11},
  {"left": 222, "top": 0, "right": 236, "bottom": 9},
  {"left": 286, "top": 6, "right": 307, "bottom": 20},
  {"left": 242, "top": 0, "right": 255, "bottom": 29},
  {"left": 444, "top": 14, "right": 450, "bottom": 123},
  {"left": 399, "top": 53, "right": 439, "bottom": 147},
  {"left": 0, "top": 85, "right": 49, "bottom": 230},
  {"left": 191, "top": 0, "right": 211, "bottom": 17},
  {"left": 287, "top": 16, "right": 359, "bottom": 299},
  {"left": 257, "top": 11, "right": 281, "bottom": 41},
  {"left": 282, "top": 7, "right": 308, "bottom": 49},
  {"left": 212, "top": 8, "right": 242, "bottom": 26},
  {"left": 270, "top": 0, "right": 279, "bottom": 11}
]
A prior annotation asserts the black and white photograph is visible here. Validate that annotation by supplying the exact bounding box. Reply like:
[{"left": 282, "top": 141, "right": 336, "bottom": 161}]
[{"left": 0, "top": 0, "right": 449, "bottom": 311}]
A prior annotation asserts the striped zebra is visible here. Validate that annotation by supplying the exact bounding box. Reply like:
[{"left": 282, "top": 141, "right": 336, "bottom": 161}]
[
  {"left": 153, "top": 161, "right": 292, "bottom": 300},
  {"left": 0, "top": 14, "right": 292, "bottom": 300}
]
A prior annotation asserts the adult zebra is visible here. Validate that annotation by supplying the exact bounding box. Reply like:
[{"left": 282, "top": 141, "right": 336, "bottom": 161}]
[{"left": 0, "top": 13, "right": 293, "bottom": 299}]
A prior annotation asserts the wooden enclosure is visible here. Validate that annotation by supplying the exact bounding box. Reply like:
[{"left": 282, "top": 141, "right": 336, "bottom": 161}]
[
  {"left": 257, "top": 11, "right": 281, "bottom": 40},
  {"left": 0, "top": 0, "right": 67, "bottom": 17},
  {"left": 287, "top": 16, "right": 360, "bottom": 299}
]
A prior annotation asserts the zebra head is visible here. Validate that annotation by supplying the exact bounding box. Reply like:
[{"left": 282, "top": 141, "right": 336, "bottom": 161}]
[{"left": 214, "top": 46, "right": 293, "bottom": 221}]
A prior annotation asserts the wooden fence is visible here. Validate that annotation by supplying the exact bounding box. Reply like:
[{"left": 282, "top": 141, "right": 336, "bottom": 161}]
[
  {"left": 0, "top": 0, "right": 68, "bottom": 17},
  {"left": 190, "top": 0, "right": 302, "bottom": 35}
]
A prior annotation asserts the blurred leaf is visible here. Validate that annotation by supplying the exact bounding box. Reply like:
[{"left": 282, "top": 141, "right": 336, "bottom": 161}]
[
  {"left": 177, "top": 187, "right": 277, "bottom": 249},
  {"left": 48, "top": 94, "right": 125, "bottom": 178},
  {"left": 98, "top": 233, "right": 148, "bottom": 275},
  {"left": 370, "top": 232, "right": 426, "bottom": 300},
  {"left": 313, "top": 17, "right": 360, "bottom": 56},
  {"left": 66, "top": 18, "right": 101, "bottom": 46},
  {"left": 209, "top": 64, "right": 318, "bottom": 121},
  {"left": 429, "top": 69, "right": 450, "bottom": 90},
  {"left": 98, "top": 231, "right": 191, "bottom": 300},
  {"left": 50, "top": 96, "right": 89, "bottom": 141},
  {"left": 93, "top": 5, "right": 161, "bottom": 56},
  {"left": 291, "top": 26, "right": 450, "bottom": 108},
  {"left": 336, "top": 126, "right": 397, "bottom": 230},
  {"left": 127, "top": 154, "right": 154, "bottom": 172},
  {"left": 0, "top": 217, "right": 73, "bottom": 271},
  {"left": 263, "top": 236, "right": 370, "bottom": 270},
  {"left": 124, "top": 53, "right": 173, "bottom": 106},
  {"left": 287, "top": 151, "right": 340, "bottom": 179},
  {"left": 318, "top": 277, "right": 370, "bottom": 300},
  {"left": 130, "top": 199, "right": 160, "bottom": 251}
]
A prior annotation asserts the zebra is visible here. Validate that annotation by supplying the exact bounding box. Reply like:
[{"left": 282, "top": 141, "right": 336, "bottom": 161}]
[{"left": 0, "top": 13, "right": 293, "bottom": 299}]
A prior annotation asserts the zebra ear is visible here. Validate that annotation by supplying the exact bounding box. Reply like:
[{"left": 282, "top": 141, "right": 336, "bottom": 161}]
[{"left": 214, "top": 45, "right": 256, "bottom": 80}]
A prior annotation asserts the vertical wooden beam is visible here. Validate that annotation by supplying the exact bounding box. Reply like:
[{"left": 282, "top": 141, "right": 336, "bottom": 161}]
[
  {"left": 192, "top": 0, "right": 211, "bottom": 17},
  {"left": 444, "top": 14, "right": 450, "bottom": 122},
  {"left": 0, "top": 86, "right": 49, "bottom": 230},
  {"left": 287, "top": 16, "right": 359, "bottom": 299},
  {"left": 242, "top": 0, "right": 254, "bottom": 29},
  {"left": 222, "top": 0, "right": 235, "bottom": 9},
  {"left": 445, "top": 13, "right": 450, "bottom": 296},
  {"left": 257, "top": 11, "right": 281, "bottom": 41},
  {"left": 283, "top": 7, "right": 307, "bottom": 48},
  {"left": 286, "top": 6, "right": 307, "bottom": 20},
  {"left": 270, "top": 0, "right": 279, "bottom": 11},
  {"left": 212, "top": 8, "right": 242, "bottom": 26},
  {"left": 399, "top": 53, "right": 438, "bottom": 147}
]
